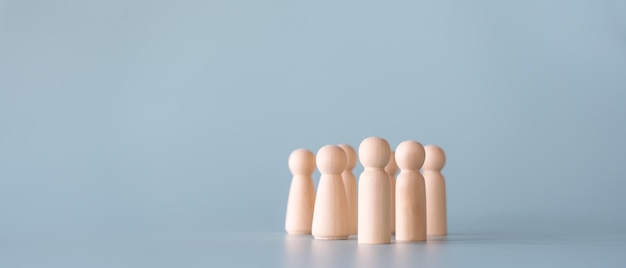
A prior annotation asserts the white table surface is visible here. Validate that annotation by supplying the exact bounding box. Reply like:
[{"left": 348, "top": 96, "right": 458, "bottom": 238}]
[{"left": 3, "top": 223, "right": 625, "bottom": 268}]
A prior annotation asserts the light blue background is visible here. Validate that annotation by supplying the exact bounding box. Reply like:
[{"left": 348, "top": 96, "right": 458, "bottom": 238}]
[{"left": 1, "top": 0, "right": 626, "bottom": 266}]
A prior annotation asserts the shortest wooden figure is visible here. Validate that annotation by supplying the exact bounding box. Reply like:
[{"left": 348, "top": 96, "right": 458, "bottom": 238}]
[
  {"left": 285, "top": 149, "right": 316, "bottom": 234},
  {"left": 395, "top": 140, "right": 427, "bottom": 242}
]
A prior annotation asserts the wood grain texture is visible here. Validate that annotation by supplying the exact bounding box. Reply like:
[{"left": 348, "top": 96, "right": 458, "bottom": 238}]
[
  {"left": 312, "top": 145, "right": 349, "bottom": 240},
  {"left": 395, "top": 141, "right": 427, "bottom": 242},
  {"left": 285, "top": 149, "right": 316, "bottom": 234},
  {"left": 423, "top": 145, "right": 447, "bottom": 236},
  {"left": 338, "top": 144, "right": 357, "bottom": 235},
  {"left": 385, "top": 151, "right": 398, "bottom": 235},
  {"left": 358, "top": 137, "right": 391, "bottom": 244}
]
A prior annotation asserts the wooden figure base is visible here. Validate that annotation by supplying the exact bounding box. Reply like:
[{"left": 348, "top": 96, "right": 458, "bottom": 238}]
[
  {"left": 286, "top": 230, "right": 312, "bottom": 235},
  {"left": 313, "top": 235, "right": 349, "bottom": 240},
  {"left": 356, "top": 240, "right": 391, "bottom": 245},
  {"left": 395, "top": 239, "right": 427, "bottom": 243}
]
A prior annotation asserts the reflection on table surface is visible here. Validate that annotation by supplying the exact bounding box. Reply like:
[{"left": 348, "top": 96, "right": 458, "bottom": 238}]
[{"left": 1, "top": 229, "right": 626, "bottom": 267}]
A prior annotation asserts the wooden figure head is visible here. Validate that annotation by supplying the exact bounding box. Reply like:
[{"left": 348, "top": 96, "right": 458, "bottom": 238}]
[
  {"left": 316, "top": 145, "right": 347, "bottom": 175},
  {"left": 358, "top": 137, "right": 391, "bottom": 168},
  {"left": 385, "top": 151, "right": 399, "bottom": 176},
  {"left": 338, "top": 144, "right": 357, "bottom": 171},
  {"left": 423, "top": 145, "right": 446, "bottom": 171},
  {"left": 395, "top": 140, "right": 425, "bottom": 171},
  {"left": 288, "top": 149, "right": 316, "bottom": 175}
]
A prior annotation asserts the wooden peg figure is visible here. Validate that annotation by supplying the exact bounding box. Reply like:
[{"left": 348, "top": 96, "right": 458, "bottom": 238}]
[
  {"left": 358, "top": 137, "right": 391, "bottom": 244},
  {"left": 423, "top": 145, "right": 447, "bottom": 236},
  {"left": 285, "top": 149, "right": 316, "bottom": 234},
  {"left": 338, "top": 144, "right": 357, "bottom": 235},
  {"left": 395, "top": 140, "right": 427, "bottom": 242},
  {"left": 385, "top": 151, "right": 398, "bottom": 235},
  {"left": 312, "top": 145, "right": 350, "bottom": 239}
]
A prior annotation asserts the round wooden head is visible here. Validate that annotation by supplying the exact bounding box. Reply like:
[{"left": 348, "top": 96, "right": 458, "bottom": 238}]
[
  {"left": 288, "top": 149, "right": 316, "bottom": 175},
  {"left": 338, "top": 144, "right": 356, "bottom": 171},
  {"left": 385, "top": 151, "right": 399, "bottom": 176},
  {"left": 423, "top": 145, "right": 446, "bottom": 171},
  {"left": 395, "top": 140, "right": 425, "bottom": 170},
  {"left": 316, "top": 145, "right": 347, "bottom": 174},
  {"left": 358, "top": 137, "right": 391, "bottom": 168}
]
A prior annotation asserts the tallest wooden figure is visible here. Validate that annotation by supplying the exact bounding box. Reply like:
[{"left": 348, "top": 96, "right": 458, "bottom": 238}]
[{"left": 357, "top": 137, "right": 391, "bottom": 244}]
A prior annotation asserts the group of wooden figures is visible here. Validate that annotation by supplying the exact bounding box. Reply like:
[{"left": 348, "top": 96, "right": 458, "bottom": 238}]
[{"left": 285, "top": 136, "right": 447, "bottom": 244}]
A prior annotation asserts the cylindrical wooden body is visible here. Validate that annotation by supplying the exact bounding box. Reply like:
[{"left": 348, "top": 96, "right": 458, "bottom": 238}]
[
  {"left": 423, "top": 170, "right": 447, "bottom": 236},
  {"left": 395, "top": 170, "right": 426, "bottom": 241},
  {"left": 389, "top": 175, "right": 396, "bottom": 235},
  {"left": 285, "top": 175, "right": 316, "bottom": 234},
  {"left": 358, "top": 169, "right": 391, "bottom": 244},
  {"left": 342, "top": 171, "right": 357, "bottom": 235}
]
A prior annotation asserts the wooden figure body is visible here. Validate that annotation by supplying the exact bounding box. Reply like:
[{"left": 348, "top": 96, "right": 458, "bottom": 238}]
[
  {"left": 312, "top": 145, "right": 350, "bottom": 240},
  {"left": 357, "top": 137, "right": 391, "bottom": 244},
  {"left": 338, "top": 144, "right": 357, "bottom": 235},
  {"left": 395, "top": 140, "right": 427, "bottom": 242},
  {"left": 423, "top": 145, "right": 447, "bottom": 236},
  {"left": 285, "top": 149, "right": 316, "bottom": 234},
  {"left": 385, "top": 151, "right": 398, "bottom": 235}
]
